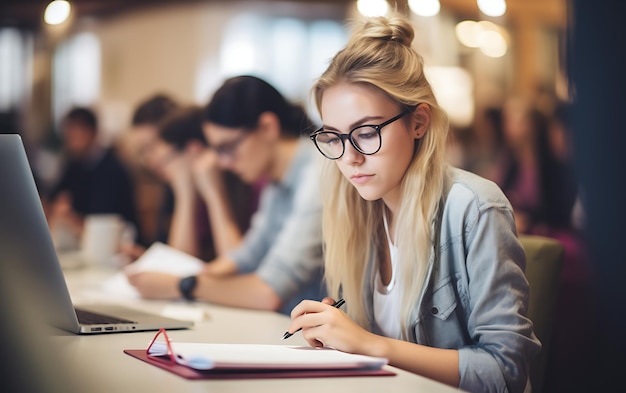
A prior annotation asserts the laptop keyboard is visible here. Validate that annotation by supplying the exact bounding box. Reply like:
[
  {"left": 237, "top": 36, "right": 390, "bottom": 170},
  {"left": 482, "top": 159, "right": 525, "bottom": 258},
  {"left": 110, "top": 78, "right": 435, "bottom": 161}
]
[{"left": 75, "top": 308, "right": 138, "bottom": 325}]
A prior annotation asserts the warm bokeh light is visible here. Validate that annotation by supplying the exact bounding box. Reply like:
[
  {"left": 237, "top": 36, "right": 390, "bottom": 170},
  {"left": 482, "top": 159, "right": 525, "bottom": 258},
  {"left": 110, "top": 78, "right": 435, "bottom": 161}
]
[
  {"left": 456, "top": 20, "right": 508, "bottom": 58},
  {"left": 408, "top": 0, "right": 441, "bottom": 17},
  {"left": 44, "top": 0, "right": 71, "bottom": 25},
  {"left": 478, "top": 29, "right": 507, "bottom": 57},
  {"left": 455, "top": 20, "right": 480, "bottom": 48},
  {"left": 476, "top": 22, "right": 508, "bottom": 57},
  {"left": 425, "top": 66, "right": 474, "bottom": 128},
  {"left": 477, "top": 0, "right": 507, "bottom": 17},
  {"left": 356, "top": 0, "right": 389, "bottom": 17}
]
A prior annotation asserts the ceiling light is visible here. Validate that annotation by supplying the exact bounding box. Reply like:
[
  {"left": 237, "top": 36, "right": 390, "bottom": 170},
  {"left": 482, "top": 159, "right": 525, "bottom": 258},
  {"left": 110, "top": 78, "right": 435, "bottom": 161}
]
[
  {"left": 408, "top": 0, "right": 441, "bottom": 17},
  {"left": 477, "top": 0, "right": 506, "bottom": 17},
  {"left": 356, "top": 0, "right": 389, "bottom": 17},
  {"left": 44, "top": 0, "right": 71, "bottom": 25}
]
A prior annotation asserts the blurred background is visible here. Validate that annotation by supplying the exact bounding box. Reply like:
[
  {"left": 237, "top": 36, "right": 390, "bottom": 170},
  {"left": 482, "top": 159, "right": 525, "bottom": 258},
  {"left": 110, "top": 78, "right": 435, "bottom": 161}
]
[
  {"left": 1, "top": 0, "right": 575, "bottom": 251},
  {"left": 0, "top": 0, "right": 566, "bottom": 159},
  {"left": 4, "top": 1, "right": 597, "bottom": 392}
]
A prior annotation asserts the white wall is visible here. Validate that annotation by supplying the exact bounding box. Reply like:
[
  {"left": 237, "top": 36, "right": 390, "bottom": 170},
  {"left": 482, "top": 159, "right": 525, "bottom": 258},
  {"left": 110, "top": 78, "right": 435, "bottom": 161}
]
[
  {"left": 94, "top": 2, "right": 235, "bottom": 138},
  {"left": 76, "top": 1, "right": 348, "bottom": 139}
]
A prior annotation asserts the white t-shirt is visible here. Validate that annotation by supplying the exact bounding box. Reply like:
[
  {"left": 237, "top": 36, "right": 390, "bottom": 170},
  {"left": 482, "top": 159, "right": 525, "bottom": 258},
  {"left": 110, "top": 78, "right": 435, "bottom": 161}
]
[{"left": 373, "top": 214, "right": 402, "bottom": 339}]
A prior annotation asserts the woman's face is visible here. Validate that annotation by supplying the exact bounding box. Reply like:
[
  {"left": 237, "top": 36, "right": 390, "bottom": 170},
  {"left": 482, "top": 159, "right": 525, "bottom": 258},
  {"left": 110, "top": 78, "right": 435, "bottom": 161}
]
[
  {"left": 320, "top": 83, "right": 419, "bottom": 209},
  {"left": 143, "top": 139, "right": 177, "bottom": 179},
  {"left": 202, "top": 122, "right": 270, "bottom": 184},
  {"left": 126, "top": 124, "right": 159, "bottom": 168}
]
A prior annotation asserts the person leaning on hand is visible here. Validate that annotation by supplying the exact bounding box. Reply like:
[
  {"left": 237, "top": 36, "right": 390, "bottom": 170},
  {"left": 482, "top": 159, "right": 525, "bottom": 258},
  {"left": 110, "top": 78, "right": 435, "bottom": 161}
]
[
  {"left": 285, "top": 16, "right": 541, "bottom": 393},
  {"left": 127, "top": 75, "right": 326, "bottom": 315},
  {"left": 137, "top": 105, "right": 256, "bottom": 261}
]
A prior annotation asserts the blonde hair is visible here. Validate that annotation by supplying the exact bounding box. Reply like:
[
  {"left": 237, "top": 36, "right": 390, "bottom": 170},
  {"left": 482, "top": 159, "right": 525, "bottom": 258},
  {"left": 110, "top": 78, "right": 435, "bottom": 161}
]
[{"left": 313, "top": 16, "right": 449, "bottom": 338}]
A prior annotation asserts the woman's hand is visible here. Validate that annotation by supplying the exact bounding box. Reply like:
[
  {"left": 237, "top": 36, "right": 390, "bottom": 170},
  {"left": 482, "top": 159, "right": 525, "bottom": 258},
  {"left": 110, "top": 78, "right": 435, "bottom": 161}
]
[
  {"left": 126, "top": 271, "right": 180, "bottom": 299},
  {"left": 191, "top": 149, "right": 224, "bottom": 200},
  {"left": 286, "top": 299, "right": 381, "bottom": 355},
  {"left": 116, "top": 242, "right": 146, "bottom": 266},
  {"left": 161, "top": 152, "right": 196, "bottom": 195}
]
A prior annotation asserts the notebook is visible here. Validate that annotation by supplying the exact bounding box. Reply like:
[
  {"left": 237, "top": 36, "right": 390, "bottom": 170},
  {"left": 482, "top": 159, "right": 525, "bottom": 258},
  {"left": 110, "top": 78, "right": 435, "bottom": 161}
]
[
  {"left": 123, "top": 328, "right": 395, "bottom": 379},
  {"left": 0, "top": 134, "right": 193, "bottom": 334}
]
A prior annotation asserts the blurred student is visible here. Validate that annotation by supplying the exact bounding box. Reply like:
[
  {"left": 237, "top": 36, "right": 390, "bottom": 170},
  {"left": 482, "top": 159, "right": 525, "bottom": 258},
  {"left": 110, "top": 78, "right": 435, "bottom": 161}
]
[
  {"left": 128, "top": 75, "right": 325, "bottom": 314},
  {"left": 462, "top": 106, "right": 506, "bottom": 179},
  {"left": 487, "top": 96, "right": 551, "bottom": 234},
  {"left": 120, "top": 94, "right": 179, "bottom": 250},
  {"left": 539, "top": 101, "right": 581, "bottom": 236},
  {"left": 45, "top": 107, "right": 138, "bottom": 248},
  {"left": 125, "top": 94, "right": 179, "bottom": 165},
  {"left": 286, "top": 16, "right": 540, "bottom": 392},
  {"left": 143, "top": 105, "right": 256, "bottom": 261}
]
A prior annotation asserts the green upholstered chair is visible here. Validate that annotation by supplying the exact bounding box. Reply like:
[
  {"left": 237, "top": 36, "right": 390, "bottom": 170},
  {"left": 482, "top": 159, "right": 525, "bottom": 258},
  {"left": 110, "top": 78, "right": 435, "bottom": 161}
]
[{"left": 519, "top": 235, "right": 565, "bottom": 393}]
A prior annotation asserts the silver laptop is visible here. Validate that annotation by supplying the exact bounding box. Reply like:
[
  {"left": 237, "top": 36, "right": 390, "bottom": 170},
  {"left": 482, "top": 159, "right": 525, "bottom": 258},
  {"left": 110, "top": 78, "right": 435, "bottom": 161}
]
[{"left": 0, "top": 134, "right": 193, "bottom": 334}]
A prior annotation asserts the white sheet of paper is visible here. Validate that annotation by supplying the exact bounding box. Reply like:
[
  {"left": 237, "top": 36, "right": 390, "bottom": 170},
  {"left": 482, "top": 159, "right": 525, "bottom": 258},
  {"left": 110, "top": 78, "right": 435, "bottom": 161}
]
[
  {"left": 101, "top": 242, "right": 204, "bottom": 299},
  {"left": 148, "top": 342, "right": 388, "bottom": 371}
]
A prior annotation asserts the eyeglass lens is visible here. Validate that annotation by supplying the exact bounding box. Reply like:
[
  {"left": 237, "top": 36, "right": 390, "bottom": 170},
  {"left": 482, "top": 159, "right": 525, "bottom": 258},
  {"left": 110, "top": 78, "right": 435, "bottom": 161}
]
[
  {"left": 314, "top": 126, "right": 381, "bottom": 159},
  {"left": 214, "top": 132, "right": 248, "bottom": 157}
]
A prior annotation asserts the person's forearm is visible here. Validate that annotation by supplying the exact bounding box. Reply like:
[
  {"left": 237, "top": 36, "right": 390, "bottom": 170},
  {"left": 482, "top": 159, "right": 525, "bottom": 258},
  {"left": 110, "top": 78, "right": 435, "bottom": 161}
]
[
  {"left": 194, "top": 273, "right": 282, "bottom": 311},
  {"left": 200, "top": 182, "right": 243, "bottom": 256},
  {"left": 63, "top": 213, "right": 84, "bottom": 239},
  {"left": 367, "top": 336, "right": 460, "bottom": 388},
  {"left": 168, "top": 189, "right": 200, "bottom": 257}
]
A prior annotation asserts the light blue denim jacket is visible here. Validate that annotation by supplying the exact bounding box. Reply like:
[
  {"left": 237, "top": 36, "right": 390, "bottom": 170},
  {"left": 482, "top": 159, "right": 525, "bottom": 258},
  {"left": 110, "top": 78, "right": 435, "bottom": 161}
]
[
  {"left": 229, "top": 139, "right": 326, "bottom": 314},
  {"left": 363, "top": 167, "right": 541, "bottom": 393}
]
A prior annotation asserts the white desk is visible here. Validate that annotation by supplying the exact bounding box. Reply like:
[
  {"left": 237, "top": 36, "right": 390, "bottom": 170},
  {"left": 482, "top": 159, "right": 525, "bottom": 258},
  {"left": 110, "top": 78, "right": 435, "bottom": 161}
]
[{"left": 48, "top": 267, "right": 464, "bottom": 393}]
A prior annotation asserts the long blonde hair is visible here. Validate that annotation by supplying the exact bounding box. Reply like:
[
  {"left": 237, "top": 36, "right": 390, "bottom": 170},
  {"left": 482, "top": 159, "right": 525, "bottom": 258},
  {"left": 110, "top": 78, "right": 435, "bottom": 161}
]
[{"left": 313, "top": 16, "right": 449, "bottom": 338}]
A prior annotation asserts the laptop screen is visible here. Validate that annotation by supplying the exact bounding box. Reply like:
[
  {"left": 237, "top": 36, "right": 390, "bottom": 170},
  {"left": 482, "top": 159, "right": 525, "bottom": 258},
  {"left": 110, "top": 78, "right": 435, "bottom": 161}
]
[{"left": 0, "top": 134, "right": 81, "bottom": 333}]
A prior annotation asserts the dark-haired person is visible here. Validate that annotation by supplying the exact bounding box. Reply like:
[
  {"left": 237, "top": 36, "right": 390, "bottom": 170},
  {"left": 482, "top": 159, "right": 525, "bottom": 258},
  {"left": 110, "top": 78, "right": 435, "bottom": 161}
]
[
  {"left": 143, "top": 106, "right": 257, "bottom": 261},
  {"left": 117, "top": 94, "right": 179, "bottom": 249},
  {"left": 124, "top": 93, "right": 179, "bottom": 165},
  {"left": 128, "top": 76, "right": 325, "bottom": 315},
  {"left": 45, "top": 106, "right": 138, "bottom": 248}
]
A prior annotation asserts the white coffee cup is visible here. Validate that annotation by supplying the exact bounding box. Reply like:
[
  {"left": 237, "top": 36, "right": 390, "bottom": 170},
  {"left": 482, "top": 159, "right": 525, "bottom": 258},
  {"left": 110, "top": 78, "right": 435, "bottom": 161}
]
[{"left": 81, "top": 214, "right": 125, "bottom": 268}]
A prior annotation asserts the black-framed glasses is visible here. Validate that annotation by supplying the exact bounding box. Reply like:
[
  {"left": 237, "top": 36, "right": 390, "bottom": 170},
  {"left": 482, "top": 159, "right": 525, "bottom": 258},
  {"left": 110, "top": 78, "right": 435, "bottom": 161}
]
[
  {"left": 211, "top": 132, "right": 251, "bottom": 159},
  {"left": 309, "top": 110, "right": 410, "bottom": 160}
]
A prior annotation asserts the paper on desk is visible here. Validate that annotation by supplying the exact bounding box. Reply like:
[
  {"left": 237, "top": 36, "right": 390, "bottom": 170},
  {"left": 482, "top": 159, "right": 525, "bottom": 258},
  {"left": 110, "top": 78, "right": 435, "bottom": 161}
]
[
  {"left": 100, "top": 242, "right": 204, "bottom": 299},
  {"left": 148, "top": 342, "right": 388, "bottom": 371}
]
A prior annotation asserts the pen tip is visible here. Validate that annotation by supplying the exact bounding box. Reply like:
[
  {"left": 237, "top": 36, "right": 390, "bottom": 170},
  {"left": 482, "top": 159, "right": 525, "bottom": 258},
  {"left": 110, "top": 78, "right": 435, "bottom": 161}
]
[{"left": 281, "top": 332, "right": 290, "bottom": 340}]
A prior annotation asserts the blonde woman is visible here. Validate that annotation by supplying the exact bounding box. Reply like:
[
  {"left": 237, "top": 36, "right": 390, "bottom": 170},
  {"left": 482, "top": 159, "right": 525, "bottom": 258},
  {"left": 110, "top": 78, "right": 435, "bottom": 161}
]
[{"left": 286, "top": 16, "right": 541, "bottom": 392}]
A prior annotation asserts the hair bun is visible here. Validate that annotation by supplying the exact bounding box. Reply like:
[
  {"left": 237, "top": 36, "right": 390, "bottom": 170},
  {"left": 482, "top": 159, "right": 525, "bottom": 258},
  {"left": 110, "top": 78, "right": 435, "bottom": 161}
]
[{"left": 355, "top": 16, "right": 414, "bottom": 47}]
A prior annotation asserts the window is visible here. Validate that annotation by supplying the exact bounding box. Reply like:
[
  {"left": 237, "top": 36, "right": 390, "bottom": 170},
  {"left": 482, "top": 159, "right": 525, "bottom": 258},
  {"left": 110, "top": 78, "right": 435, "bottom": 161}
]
[
  {"left": 0, "top": 28, "right": 30, "bottom": 112},
  {"left": 199, "top": 13, "right": 347, "bottom": 118},
  {"left": 52, "top": 32, "right": 101, "bottom": 126}
]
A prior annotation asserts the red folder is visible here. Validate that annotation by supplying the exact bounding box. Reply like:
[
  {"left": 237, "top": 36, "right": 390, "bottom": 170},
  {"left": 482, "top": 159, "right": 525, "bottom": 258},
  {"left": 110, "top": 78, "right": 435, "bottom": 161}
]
[{"left": 124, "top": 349, "right": 396, "bottom": 380}]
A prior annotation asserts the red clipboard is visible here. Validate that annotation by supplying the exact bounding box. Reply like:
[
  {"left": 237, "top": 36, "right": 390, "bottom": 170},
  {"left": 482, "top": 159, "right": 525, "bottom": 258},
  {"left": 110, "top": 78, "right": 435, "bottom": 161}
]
[
  {"left": 123, "top": 328, "right": 396, "bottom": 380},
  {"left": 124, "top": 349, "right": 396, "bottom": 380}
]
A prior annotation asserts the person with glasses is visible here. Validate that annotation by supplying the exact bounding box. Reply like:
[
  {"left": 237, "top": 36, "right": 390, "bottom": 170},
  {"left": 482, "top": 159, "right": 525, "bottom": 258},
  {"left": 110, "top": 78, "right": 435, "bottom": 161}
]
[
  {"left": 145, "top": 106, "right": 257, "bottom": 260},
  {"left": 118, "top": 99, "right": 256, "bottom": 263},
  {"left": 128, "top": 75, "right": 326, "bottom": 315},
  {"left": 285, "top": 16, "right": 540, "bottom": 392}
]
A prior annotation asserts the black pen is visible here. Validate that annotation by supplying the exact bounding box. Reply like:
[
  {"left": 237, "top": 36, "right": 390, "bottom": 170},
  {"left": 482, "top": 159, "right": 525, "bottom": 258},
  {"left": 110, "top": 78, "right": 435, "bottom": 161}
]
[{"left": 281, "top": 298, "right": 345, "bottom": 340}]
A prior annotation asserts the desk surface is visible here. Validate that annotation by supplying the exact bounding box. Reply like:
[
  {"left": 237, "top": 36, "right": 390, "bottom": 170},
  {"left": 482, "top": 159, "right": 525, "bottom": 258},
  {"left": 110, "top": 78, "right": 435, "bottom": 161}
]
[{"left": 50, "top": 267, "right": 464, "bottom": 393}]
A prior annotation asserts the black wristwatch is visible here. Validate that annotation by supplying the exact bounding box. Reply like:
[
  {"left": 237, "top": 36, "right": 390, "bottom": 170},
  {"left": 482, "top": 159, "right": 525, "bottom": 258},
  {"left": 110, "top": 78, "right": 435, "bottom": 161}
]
[{"left": 178, "top": 275, "right": 198, "bottom": 301}]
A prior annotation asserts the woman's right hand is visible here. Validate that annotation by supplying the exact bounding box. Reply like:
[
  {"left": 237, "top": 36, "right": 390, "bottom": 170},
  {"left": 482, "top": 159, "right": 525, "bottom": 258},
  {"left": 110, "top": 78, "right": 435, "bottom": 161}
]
[{"left": 286, "top": 299, "right": 382, "bottom": 355}]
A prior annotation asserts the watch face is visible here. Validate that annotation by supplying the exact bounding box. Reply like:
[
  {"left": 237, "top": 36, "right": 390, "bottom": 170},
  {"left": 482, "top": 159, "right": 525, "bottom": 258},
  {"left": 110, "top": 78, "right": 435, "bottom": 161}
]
[{"left": 179, "top": 276, "right": 197, "bottom": 300}]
